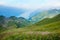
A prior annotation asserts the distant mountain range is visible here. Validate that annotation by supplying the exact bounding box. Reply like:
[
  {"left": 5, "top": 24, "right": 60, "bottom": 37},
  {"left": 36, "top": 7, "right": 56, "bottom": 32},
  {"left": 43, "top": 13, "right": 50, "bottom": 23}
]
[
  {"left": 28, "top": 9, "right": 60, "bottom": 23},
  {"left": 0, "top": 5, "right": 60, "bottom": 24},
  {"left": 0, "top": 15, "right": 31, "bottom": 32}
]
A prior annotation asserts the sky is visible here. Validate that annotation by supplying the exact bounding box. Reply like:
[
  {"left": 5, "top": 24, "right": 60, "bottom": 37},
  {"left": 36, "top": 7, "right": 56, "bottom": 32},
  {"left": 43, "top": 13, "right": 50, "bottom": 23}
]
[
  {"left": 0, "top": 0, "right": 60, "bottom": 9},
  {"left": 0, "top": 0, "right": 60, "bottom": 19}
]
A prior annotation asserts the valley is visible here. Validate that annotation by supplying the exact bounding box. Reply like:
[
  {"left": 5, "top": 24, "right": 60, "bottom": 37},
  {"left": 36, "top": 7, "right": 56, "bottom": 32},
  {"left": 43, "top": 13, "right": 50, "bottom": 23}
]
[{"left": 0, "top": 14, "right": 60, "bottom": 40}]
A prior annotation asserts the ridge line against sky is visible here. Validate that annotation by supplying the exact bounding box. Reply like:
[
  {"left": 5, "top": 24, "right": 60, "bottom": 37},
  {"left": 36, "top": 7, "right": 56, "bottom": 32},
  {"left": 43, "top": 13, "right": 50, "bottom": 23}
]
[{"left": 0, "top": 0, "right": 60, "bottom": 10}]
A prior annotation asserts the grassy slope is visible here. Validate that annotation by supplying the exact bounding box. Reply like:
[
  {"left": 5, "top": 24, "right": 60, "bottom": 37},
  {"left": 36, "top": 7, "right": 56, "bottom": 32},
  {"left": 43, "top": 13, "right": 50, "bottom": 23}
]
[
  {"left": 30, "top": 21, "right": 60, "bottom": 32},
  {"left": 35, "top": 14, "right": 60, "bottom": 26},
  {"left": 0, "top": 14, "right": 60, "bottom": 40},
  {"left": 29, "top": 14, "right": 60, "bottom": 32}
]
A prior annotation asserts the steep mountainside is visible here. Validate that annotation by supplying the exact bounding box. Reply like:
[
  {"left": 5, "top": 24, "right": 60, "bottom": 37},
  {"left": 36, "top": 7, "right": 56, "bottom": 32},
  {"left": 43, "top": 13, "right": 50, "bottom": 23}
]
[
  {"left": 34, "top": 14, "right": 60, "bottom": 26},
  {"left": 29, "top": 9, "right": 60, "bottom": 23},
  {"left": 0, "top": 16, "right": 31, "bottom": 32}
]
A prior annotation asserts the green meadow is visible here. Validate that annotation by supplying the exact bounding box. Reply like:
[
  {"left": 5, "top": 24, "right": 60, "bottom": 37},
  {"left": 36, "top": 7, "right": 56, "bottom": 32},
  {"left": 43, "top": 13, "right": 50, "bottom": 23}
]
[{"left": 0, "top": 14, "right": 60, "bottom": 40}]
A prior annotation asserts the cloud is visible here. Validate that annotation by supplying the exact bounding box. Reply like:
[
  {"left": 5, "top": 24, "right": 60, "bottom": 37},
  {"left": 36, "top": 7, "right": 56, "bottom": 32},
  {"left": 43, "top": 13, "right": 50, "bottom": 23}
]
[
  {"left": 0, "top": 1, "right": 7, "bottom": 5},
  {"left": 0, "top": 0, "right": 60, "bottom": 10},
  {"left": 43, "top": 0, "right": 60, "bottom": 8},
  {"left": 18, "top": 10, "right": 34, "bottom": 19},
  {"left": 13, "top": 0, "right": 60, "bottom": 10}
]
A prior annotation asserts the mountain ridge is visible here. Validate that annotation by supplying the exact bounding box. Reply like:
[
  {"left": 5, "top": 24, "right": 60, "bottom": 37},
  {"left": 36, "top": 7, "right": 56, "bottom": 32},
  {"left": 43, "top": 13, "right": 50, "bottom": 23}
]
[
  {"left": 33, "top": 14, "right": 60, "bottom": 26},
  {"left": 28, "top": 9, "right": 60, "bottom": 23}
]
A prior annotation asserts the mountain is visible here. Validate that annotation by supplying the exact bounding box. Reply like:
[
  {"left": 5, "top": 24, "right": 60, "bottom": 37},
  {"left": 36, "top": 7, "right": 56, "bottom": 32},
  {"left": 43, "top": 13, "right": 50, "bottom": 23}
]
[
  {"left": 0, "top": 14, "right": 60, "bottom": 40},
  {"left": 16, "top": 17, "right": 31, "bottom": 28},
  {"left": 27, "top": 14, "right": 60, "bottom": 32},
  {"left": 28, "top": 9, "right": 60, "bottom": 23},
  {"left": 34, "top": 14, "right": 60, "bottom": 26},
  {"left": 46, "top": 9, "right": 60, "bottom": 18},
  {"left": 0, "top": 5, "right": 26, "bottom": 17},
  {"left": 28, "top": 10, "right": 45, "bottom": 23},
  {"left": 7, "top": 16, "right": 31, "bottom": 28},
  {"left": 0, "top": 16, "right": 31, "bottom": 32}
]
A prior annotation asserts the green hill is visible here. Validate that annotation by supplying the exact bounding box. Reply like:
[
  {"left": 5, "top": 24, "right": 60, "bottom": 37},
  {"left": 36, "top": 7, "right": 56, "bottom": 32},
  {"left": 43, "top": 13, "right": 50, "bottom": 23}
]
[
  {"left": 0, "top": 16, "right": 31, "bottom": 32},
  {"left": 0, "top": 14, "right": 60, "bottom": 40},
  {"left": 34, "top": 14, "right": 60, "bottom": 26}
]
